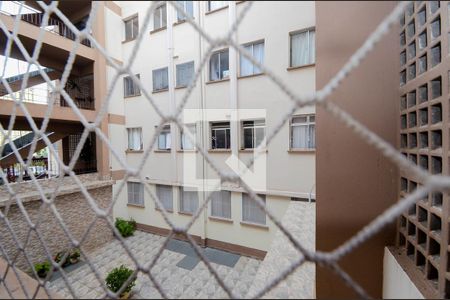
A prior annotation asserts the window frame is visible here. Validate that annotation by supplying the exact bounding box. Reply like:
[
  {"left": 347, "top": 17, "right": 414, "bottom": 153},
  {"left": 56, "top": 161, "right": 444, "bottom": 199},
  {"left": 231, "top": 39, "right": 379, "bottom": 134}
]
[
  {"left": 176, "top": 1, "right": 194, "bottom": 22},
  {"left": 210, "top": 190, "right": 232, "bottom": 219},
  {"left": 126, "top": 127, "right": 143, "bottom": 151},
  {"left": 207, "top": 1, "right": 228, "bottom": 12},
  {"left": 127, "top": 181, "right": 144, "bottom": 206},
  {"left": 239, "top": 39, "right": 265, "bottom": 77},
  {"left": 240, "top": 119, "right": 266, "bottom": 150},
  {"left": 176, "top": 61, "right": 195, "bottom": 88},
  {"left": 123, "top": 74, "right": 141, "bottom": 98},
  {"left": 210, "top": 121, "right": 231, "bottom": 149},
  {"left": 123, "top": 14, "right": 139, "bottom": 42},
  {"left": 179, "top": 186, "right": 199, "bottom": 214},
  {"left": 152, "top": 67, "right": 169, "bottom": 92},
  {"left": 289, "top": 114, "right": 316, "bottom": 150},
  {"left": 242, "top": 193, "right": 266, "bottom": 225},
  {"left": 289, "top": 27, "right": 315, "bottom": 68},
  {"left": 157, "top": 124, "right": 171, "bottom": 151},
  {"left": 180, "top": 123, "right": 196, "bottom": 150},
  {"left": 153, "top": 4, "right": 167, "bottom": 31},
  {"left": 209, "top": 48, "right": 230, "bottom": 81},
  {"left": 155, "top": 184, "right": 173, "bottom": 211}
]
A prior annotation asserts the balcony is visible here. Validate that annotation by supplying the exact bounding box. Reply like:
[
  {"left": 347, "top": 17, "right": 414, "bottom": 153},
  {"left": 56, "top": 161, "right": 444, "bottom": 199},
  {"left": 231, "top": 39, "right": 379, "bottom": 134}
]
[{"left": 0, "top": 1, "right": 91, "bottom": 47}]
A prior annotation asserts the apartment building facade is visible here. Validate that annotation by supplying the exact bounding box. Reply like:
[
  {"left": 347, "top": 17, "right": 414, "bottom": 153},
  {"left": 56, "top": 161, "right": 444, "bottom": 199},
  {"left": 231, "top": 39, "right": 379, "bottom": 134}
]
[{"left": 106, "top": 1, "right": 316, "bottom": 257}]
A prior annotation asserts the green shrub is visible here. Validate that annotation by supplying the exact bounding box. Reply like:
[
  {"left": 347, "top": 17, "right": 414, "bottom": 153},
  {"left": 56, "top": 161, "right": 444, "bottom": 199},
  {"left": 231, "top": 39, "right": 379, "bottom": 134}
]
[
  {"left": 69, "top": 248, "right": 80, "bottom": 264},
  {"left": 105, "top": 265, "right": 136, "bottom": 296},
  {"left": 115, "top": 218, "right": 136, "bottom": 237},
  {"left": 34, "top": 261, "right": 51, "bottom": 278},
  {"left": 54, "top": 248, "right": 81, "bottom": 267}
]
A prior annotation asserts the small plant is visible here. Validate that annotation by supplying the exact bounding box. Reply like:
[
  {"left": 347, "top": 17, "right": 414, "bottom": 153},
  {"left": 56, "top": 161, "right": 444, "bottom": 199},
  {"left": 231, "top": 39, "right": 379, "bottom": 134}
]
[
  {"left": 54, "top": 248, "right": 81, "bottom": 267},
  {"left": 115, "top": 218, "right": 136, "bottom": 238},
  {"left": 34, "top": 261, "right": 51, "bottom": 278},
  {"left": 105, "top": 265, "right": 136, "bottom": 298},
  {"left": 69, "top": 248, "right": 81, "bottom": 264}
]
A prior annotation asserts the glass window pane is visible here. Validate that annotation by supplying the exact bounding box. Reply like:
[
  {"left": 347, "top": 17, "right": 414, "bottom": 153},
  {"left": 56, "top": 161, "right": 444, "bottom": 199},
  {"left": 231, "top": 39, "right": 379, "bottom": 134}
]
[
  {"left": 220, "top": 50, "right": 229, "bottom": 79},
  {"left": 418, "top": 31, "right": 427, "bottom": 49},
  {"left": 431, "top": 18, "right": 441, "bottom": 40},
  {"left": 210, "top": 52, "right": 220, "bottom": 81},
  {"left": 291, "top": 31, "right": 309, "bottom": 67}
]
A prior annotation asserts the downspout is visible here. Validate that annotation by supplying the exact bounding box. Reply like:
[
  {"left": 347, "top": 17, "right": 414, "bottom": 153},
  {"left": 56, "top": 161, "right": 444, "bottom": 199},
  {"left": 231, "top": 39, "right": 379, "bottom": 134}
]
[{"left": 229, "top": 1, "right": 238, "bottom": 186}]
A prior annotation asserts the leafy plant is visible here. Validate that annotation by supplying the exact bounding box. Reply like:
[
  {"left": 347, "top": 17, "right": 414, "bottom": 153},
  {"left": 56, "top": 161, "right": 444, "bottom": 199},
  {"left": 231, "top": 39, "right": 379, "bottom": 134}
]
[
  {"left": 54, "top": 248, "right": 81, "bottom": 267},
  {"left": 34, "top": 261, "right": 51, "bottom": 278},
  {"left": 69, "top": 248, "right": 81, "bottom": 264},
  {"left": 105, "top": 265, "right": 136, "bottom": 297},
  {"left": 115, "top": 218, "right": 136, "bottom": 238}
]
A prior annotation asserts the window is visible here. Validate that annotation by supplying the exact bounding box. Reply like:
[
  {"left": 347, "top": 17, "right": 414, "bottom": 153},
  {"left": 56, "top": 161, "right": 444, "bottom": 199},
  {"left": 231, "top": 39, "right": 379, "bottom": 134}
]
[
  {"left": 418, "top": 55, "right": 427, "bottom": 74},
  {"left": 241, "top": 120, "right": 265, "bottom": 149},
  {"left": 407, "top": 20, "right": 415, "bottom": 38},
  {"left": 210, "top": 190, "right": 231, "bottom": 219},
  {"left": 127, "top": 128, "right": 142, "bottom": 151},
  {"left": 418, "top": 30, "right": 427, "bottom": 50},
  {"left": 417, "top": 8, "right": 426, "bottom": 26},
  {"left": 179, "top": 187, "right": 199, "bottom": 214},
  {"left": 153, "top": 4, "right": 167, "bottom": 30},
  {"left": 290, "top": 115, "right": 315, "bottom": 149},
  {"left": 407, "top": 42, "right": 416, "bottom": 60},
  {"left": 400, "top": 51, "right": 406, "bottom": 66},
  {"left": 211, "top": 122, "right": 230, "bottom": 149},
  {"left": 208, "top": 1, "right": 227, "bottom": 11},
  {"left": 240, "top": 41, "right": 264, "bottom": 76},
  {"left": 181, "top": 124, "right": 196, "bottom": 150},
  {"left": 127, "top": 182, "right": 144, "bottom": 206},
  {"left": 176, "top": 61, "right": 194, "bottom": 87},
  {"left": 123, "top": 75, "right": 141, "bottom": 97},
  {"left": 156, "top": 185, "right": 173, "bottom": 211},
  {"left": 158, "top": 125, "right": 171, "bottom": 150},
  {"left": 430, "top": 1, "right": 439, "bottom": 14},
  {"left": 242, "top": 194, "right": 266, "bottom": 225},
  {"left": 210, "top": 49, "right": 229, "bottom": 81},
  {"left": 400, "top": 31, "right": 406, "bottom": 46},
  {"left": 124, "top": 16, "right": 138, "bottom": 41},
  {"left": 152, "top": 67, "right": 168, "bottom": 91},
  {"left": 176, "top": 1, "right": 193, "bottom": 21},
  {"left": 290, "top": 28, "right": 315, "bottom": 67},
  {"left": 430, "top": 43, "right": 441, "bottom": 67},
  {"left": 408, "top": 63, "right": 416, "bottom": 80},
  {"left": 431, "top": 17, "right": 441, "bottom": 40}
]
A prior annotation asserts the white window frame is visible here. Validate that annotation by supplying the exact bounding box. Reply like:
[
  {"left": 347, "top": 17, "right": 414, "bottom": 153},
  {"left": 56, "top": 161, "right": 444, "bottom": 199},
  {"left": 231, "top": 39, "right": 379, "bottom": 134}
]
[
  {"left": 124, "top": 15, "right": 139, "bottom": 41},
  {"left": 176, "top": 1, "right": 194, "bottom": 22},
  {"left": 180, "top": 124, "right": 196, "bottom": 150},
  {"left": 123, "top": 74, "right": 141, "bottom": 97},
  {"left": 127, "top": 182, "right": 144, "bottom": 206},
  {"left": 239, "top": 40, "right": 264, "bottom": 77},
  {"left": 242, "top": 193, "right": 266, "bottom": 225},
  {"left": 210, "top": 190, "right": 232, "bottom": 219},
  {"left": 209, "top": 49, "right": 229, "bottom": 81},
  {"left": 290, "top": 114, "right": 315, "bottom": 150},
  {"left": 152, "top": 67, "right": 168, "bottom": 91},
  {"left": 211, "top": 122, "right": 231, "bottom": 149},
  {"left": 156, "top": 184, "right": 173, "bottom": 211},
  {"left": 289, "top": 28, "right": 315, "bottom": 68},
  {"left": 241, "top": 120, "right": 266, "bottom": 149},
  {"left": 126, "top": 127, "right": 143, "bottom": 151},
  {"left": 179, "top": 186, "right": 199, "bottom": 214},
  {"left": 158, "top": 124, "right": 171, "bottom": 150},
  {"left": 153, "top": 4, "right": 167, "bottom": 30},
  {"left": 176, "top": 61, "right": 195, "bottom": 88},
  {"left": 207, "top": 1, "right": 228, "bottom": 12}
]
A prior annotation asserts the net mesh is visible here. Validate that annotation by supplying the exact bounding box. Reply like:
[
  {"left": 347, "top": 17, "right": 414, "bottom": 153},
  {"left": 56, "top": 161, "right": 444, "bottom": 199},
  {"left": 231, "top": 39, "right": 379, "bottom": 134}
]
[{"left": 0, "top": 1, "right": 425, "bottom": 299}]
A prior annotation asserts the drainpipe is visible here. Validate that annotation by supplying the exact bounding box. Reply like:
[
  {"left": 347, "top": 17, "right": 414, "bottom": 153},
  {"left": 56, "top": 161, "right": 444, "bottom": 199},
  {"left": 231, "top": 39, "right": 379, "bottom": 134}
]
[
  {"left": 228, "top": 1, "right": 238, "bottom": 186},
  {"left": 199, "top": 2, "right": 208, "bottom": 246},
  {"left": 167, "top": 2, "right": 178, "bottom": 193}
]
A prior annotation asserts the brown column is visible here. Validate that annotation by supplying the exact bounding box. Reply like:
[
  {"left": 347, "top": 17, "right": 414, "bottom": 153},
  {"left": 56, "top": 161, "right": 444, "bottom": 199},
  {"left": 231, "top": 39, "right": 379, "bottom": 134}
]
[
  {"left": 92, "top": 1, "right": 110, "bottom": 180},
  {"left": 315, "top": 1, "right": 399, "bottom": 298}
]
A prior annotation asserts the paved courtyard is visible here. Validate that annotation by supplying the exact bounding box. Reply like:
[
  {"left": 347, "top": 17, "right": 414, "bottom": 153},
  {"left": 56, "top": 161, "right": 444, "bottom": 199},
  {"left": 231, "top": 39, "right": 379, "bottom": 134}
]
[{"left": 46, "top": 231, "right": 261, "bottom": 299}]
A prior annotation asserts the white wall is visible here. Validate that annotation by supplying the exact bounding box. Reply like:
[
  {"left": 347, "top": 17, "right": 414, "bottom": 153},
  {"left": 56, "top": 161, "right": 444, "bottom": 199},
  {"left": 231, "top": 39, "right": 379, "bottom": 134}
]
[{"left": 382, "top": 247, "right": 424, "bottom": 299}]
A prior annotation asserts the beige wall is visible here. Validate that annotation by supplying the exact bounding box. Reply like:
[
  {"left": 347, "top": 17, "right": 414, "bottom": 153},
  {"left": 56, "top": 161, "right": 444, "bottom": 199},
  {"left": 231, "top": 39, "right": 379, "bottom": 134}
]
[{"left": 108, "top": 1, "right": 316, "bottom": 252}]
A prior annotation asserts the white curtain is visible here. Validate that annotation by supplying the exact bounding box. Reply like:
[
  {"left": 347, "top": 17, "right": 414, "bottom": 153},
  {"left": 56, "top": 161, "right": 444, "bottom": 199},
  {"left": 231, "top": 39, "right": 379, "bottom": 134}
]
[
  {"left": 253, "top": 42, "right": 264, "bottom": 74},
  {"left": 242, "top": 194, "right": 266, "bottom": 225},
  {"left": 209, "top": 1, "right": 227, "bottom": 11},
  {"left": 158, "top": 130, "right": 171, "bottom": 149},
  {"left": 157, "top": 185, "right": 173, "bottom": 210},
  {"left": 128, "top": 128, "right": 141, "bottom": 150},
  {"left": 210, "top": 53, "right": 220, "bottom": 81},
  {"left": 177, "top": 1, "right": 193, "bottom": 21},
  {"left": 128, "top": 182, "right": 143, "bottom": 205},
  {"left": 181, "top": 124, "right": 195, "bottom": 150},
  {"left": 180, "top": 188, "right": 199, "bottom": 213},
  {"left": 176, "top": 61, "right": 194, "bottom": 87},
  {"left": 291, "top": 31, "right": 310, "bottom": 67},
  {"left": 309, "top": 30, "right": 315, "bottom": 64},
  {"left": 240, "top": 44, "right": 253, "bottom": 76},
  {"left": 153, "top": 68, "right": 168, "bottom": 91},
  {"left": 211, "top": 191, "right": 231, "bottom": 218},
  {"left": 292, "top": 125, "right": 308, "bottom": 148}
]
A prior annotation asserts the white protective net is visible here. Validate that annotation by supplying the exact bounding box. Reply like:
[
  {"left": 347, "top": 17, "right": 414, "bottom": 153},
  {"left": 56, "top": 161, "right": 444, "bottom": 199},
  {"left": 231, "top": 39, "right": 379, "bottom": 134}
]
[{"left": 0, "top": 1, "right": 433, "bottom": 299}]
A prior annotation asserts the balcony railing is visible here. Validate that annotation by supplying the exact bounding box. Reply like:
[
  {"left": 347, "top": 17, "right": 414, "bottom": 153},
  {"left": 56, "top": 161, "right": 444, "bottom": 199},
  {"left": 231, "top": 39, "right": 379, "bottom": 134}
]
[{"left": 20, "top": 13, "right": 91, "bottom": 48}]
